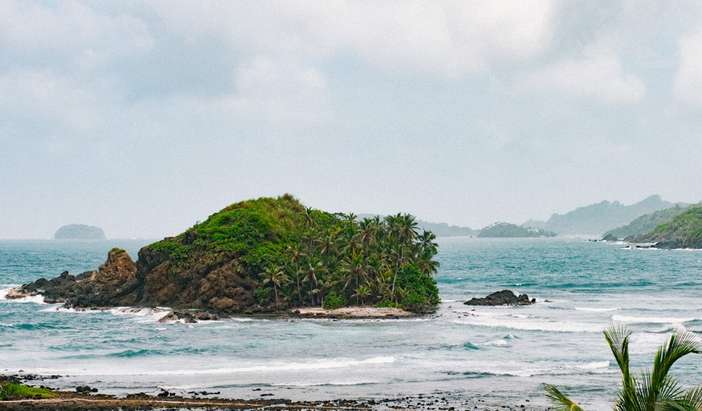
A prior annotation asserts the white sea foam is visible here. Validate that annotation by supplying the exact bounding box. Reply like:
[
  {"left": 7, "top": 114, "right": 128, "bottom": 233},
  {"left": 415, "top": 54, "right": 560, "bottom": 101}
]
[
  {"left": 453, "top": 311, "right": 603, "bottom": 333},
  {"left": 612, "top": 315, "right": 696, "bottom": 324},
  {"left": 574, "top": 306, "right": 620, "bottom": 312},
  {"left": 0, "top": 287, "right": 47, "bottom": 304},
  {"left": 20, "top": 356, "right": 396, "bottom": 377}
]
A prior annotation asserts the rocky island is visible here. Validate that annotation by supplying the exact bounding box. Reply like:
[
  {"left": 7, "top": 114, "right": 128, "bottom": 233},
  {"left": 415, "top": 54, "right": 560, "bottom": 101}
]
[
  {"left": 54, "top": 224, "right": 106, "bottom": 240},
  {"left": 7, "top": 195, "right": 440, "bottom": 317}
]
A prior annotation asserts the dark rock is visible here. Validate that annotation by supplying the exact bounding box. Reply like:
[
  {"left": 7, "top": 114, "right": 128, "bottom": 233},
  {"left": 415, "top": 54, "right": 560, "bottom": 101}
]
[
  {"left": 464, "top": 290, "right": 535, "bottom": 306},
  {"left": 11, "top": 248, "right": 138, "bottom": 307},
  {"left": 76, "top": 385, "right": 97, "bottom": 394},
  {"left": 158, "top": 310, "right": 219, "bottom": 323}
]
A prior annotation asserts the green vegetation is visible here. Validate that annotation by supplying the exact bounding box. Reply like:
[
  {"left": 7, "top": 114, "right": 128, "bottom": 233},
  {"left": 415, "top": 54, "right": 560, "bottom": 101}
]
[
  {"left": 545, "top": 325, "right": 702, "bottom": 410},
  {"left": 633, "top": 206, "right": 702, "bottom": 248},
  {"left": 603, "top": 205, "right": 690, "bottom": 241},
  {"left": 0, "top": 381, "right": 56, "bottom": 400},
  {"left": 147, "top": 194, "right": 440, "bottom": 312},
  {"left": 478, "top": 222, "right": 556, "bottom": 238}
]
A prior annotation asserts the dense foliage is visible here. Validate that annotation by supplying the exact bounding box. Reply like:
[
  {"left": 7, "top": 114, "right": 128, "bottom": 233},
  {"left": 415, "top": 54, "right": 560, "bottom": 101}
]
[
  {"left": 603, "top": 205, "right": 689, "bottom": 241},
  {"left": 0, "top": 381, "right": 56, "bottom": 400},
  {"left": 635, "top": 206, "right": 702, "bottom": 248},
  {"left": 477, "top": 222, "right": 556, "bottom": 238},
  {"left": 546, "top": 325, "right": 702, "bottom": 410},
  {"left": 148, "top": 195, "right": 440, "bottom": 312}
]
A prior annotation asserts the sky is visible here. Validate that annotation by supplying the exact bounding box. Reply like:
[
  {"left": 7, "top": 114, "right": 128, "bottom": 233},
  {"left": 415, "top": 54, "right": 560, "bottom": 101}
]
[{"left": 1, "top": 0, "right": 702, "bottom": 239}]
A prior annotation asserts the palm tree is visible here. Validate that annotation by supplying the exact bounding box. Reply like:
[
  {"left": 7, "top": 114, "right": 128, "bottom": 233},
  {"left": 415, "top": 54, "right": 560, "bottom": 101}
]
[
  {"left": 545, "top": 325, "right": 702, "bottom": 410},
  {"left": 261, "top": 265, "right": 288, "bottom": 309}
]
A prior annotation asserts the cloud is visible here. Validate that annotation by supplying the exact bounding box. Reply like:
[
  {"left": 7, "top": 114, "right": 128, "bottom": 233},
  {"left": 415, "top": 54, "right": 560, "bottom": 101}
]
[
  {"left": 520, "top": 45, "right": 645, "bottom": 104},
  {"left": 150, "top": 0, "right": 557, "bottom": 77},
  {"left": 0, "top": 0, "right": 153, "bottom": 67},
  {"left": 674, "top": 29, "right": 702, "bottom": 105}
]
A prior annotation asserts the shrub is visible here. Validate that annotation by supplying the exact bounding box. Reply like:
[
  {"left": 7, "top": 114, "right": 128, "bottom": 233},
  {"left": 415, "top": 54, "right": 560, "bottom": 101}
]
[
  {"left": 323, "top": 292, "right": 345, "bottom": 310},
  {"left": 0, "top": 382, "right": 56, "bottom": 400},
  {"left": 395, "top": 265, "right": 440, "bottom": 312}
]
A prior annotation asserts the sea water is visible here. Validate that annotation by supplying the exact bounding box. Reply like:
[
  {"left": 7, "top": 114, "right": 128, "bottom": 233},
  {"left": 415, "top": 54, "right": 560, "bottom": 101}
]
[{"left": 1, "top": 238, "right": 701, "bottom": 408}]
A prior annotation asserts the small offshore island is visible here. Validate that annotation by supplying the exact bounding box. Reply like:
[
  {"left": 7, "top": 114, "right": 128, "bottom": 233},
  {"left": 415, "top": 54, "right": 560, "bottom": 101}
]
[
  {"left": 7, "top": 195, "right": 440, "bottom": 319},
  {"left": 54, "top": 224, "right": 106, "bottom": 240}
]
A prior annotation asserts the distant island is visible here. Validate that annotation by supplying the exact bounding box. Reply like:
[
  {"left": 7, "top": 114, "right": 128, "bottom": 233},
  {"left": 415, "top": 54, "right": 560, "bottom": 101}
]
[
  {"left": 602, "top": 205, "right": 690, "bottom": 241},
  {"left": 54, "top": 224, "right": 106, "bottom": 240},
  {"left": 478, "top": 222, "right": 556, "bottom": 238},
  {"left": 358, "top": 214, "right": 476, "bottom": 237},
  {"left": 628, "top": 205, "right": 702, "bottom": 249},
  {"left": 11, "top": 195, "right": 440, "bottom": 316},
  {"left": 525, "top": 195, "right": 678, "bottom": 236}
]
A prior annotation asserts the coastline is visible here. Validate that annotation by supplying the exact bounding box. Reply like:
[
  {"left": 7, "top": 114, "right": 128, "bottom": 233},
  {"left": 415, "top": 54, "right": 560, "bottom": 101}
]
[{"left": 0, "top": 375, "right": 542, "bottom": 410}]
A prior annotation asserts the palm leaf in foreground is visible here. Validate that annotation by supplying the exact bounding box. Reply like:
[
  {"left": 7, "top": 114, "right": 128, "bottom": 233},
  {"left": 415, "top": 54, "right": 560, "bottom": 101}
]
[
  {"left": 545, "top": 384, "right": 584, "bottom": 411},
  {"left": 545, "top": 326, "right": 702, "bottom": 411}
]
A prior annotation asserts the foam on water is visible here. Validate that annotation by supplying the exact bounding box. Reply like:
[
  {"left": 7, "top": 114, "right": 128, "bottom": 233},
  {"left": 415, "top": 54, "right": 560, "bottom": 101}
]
[{"left": 0, "top": 287, "right": 47, "bottom": 304}]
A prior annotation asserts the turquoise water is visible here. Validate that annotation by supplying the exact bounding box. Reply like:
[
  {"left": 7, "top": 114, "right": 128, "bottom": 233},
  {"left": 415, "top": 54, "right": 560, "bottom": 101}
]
[{"left": 1, "top": 238, "right": 702, "bottom": 408}]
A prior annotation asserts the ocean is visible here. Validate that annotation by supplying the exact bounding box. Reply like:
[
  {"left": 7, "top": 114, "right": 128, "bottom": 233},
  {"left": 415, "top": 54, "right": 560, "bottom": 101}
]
[{"left": 1, "top": 238, "right": 701, "bottom": 408}]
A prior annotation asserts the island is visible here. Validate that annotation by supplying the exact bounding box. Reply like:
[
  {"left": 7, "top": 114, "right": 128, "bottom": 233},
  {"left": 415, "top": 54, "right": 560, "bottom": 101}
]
[
  {"left": 629, "top": 205, "right": 702, "bottom": 249},
  {"left": 54, "top": 224, "right": 106, "bottom": 240},
  {"left": 477, "top": 222, "right": 556, "bottom": 238},
  {"left": 8, "top": 195, "right": 440, "bottom": 317},
  {"left": 602, "top": 205, "right": 690, "bottom": 241}
]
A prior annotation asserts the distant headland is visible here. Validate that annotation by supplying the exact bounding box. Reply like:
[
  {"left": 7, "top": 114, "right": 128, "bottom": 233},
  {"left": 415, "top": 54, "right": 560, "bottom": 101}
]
[{"left": 53, "top": 224, "right": 106, "bottom": 240}]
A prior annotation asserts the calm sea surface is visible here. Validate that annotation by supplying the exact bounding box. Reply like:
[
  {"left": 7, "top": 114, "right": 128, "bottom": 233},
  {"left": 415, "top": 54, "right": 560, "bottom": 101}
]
[{"left": 1, "top": 238, "right": 701, "bottom": 408}]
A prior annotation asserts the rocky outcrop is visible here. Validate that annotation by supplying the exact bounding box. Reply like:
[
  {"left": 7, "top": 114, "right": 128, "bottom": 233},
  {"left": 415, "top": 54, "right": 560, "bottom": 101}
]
[
  {"left": 157, "top": 310, "right": 220, "bottom": 323},
  {"left": 9, "top": 248, "right": 138, "bottom": 306},
  {"left": 464, "top": 290, "right": 535, "bottom": 306}
]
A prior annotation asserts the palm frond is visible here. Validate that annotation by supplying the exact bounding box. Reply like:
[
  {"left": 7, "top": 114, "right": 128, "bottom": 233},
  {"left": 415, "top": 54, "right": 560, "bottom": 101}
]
[
  {"left": 651, "top": 332, "right": 701, "bottom": 399},
  {"left": 545, "top": 384, "right": 585, "bottom": 411}
]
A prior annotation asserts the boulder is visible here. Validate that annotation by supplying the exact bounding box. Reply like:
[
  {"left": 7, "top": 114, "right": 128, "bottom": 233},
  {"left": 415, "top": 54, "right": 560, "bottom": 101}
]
[{"left": 464, "top": 290, "right": 535, "bottom": 306}]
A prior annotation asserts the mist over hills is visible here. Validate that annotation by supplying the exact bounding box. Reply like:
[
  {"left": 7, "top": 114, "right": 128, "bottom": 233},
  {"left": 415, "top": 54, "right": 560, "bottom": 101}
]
[
  {"left": 357, "top": 214, "right": 476, "bottom": 237},
  {"left": 524, "top": 195, "right": 680, "bottom": 236}
]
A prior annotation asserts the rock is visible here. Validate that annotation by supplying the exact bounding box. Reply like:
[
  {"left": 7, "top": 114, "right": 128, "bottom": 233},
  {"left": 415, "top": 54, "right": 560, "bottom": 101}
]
[
  {"left": 158, "top": 310, "right": 219, "bottom": 323},
  {"left": 76, "top": 385, "right": 97, "bottom": 394},
  {"left": 4, "top": 288, "right": 32, "bottom": 300},
  {"left": 14, "top": 249, "right": 139, "bottom": 308},
  {"left": 464, "top": 290, "right": 535, "bottom": 306}
]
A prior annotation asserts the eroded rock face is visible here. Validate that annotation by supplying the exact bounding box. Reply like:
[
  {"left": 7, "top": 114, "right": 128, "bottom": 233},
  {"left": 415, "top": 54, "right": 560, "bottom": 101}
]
[
  {"left": 12, "top": 248, "right": 139, "bottom": 306},
  {"left": 464, "top": 290, "right": 535, "bottom": 306}
]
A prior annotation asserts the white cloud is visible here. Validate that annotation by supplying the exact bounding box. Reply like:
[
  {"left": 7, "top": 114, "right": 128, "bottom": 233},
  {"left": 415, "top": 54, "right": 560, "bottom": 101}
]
[
  {"left": 0, "top": 0, "right": 153, "bottom": 67},
  {"left": 674, "top": 29, "right": 702, "bottom": 105},
  {"left": 521, "top": 45, "right": 645, "bottom": 104},
  {"left": 150, "top": 0, "right": 557, "bottom": 77}
]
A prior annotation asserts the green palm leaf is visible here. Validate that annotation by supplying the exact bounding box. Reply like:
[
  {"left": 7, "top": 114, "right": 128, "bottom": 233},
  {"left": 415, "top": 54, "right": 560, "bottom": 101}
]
[{"left": 545, "top": 384, "right": 585, "bottom": 411}]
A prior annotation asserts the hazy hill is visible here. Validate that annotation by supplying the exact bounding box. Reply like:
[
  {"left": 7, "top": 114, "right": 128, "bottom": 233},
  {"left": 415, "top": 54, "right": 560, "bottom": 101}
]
[
  {"left": 632, "top": 206, "right": 702, "bottom": 248},
  {"left": 526, "top": 195, "right": 675, "bottom": 236},
  {"left": 357, "top": 214, "right": 476, "bottom": 237},
  {"left": 478, "top": 222, "right": 556, "bottom": 238},
  {"left": 54, "top": 224, "right": 106, "bottom": 240},
  {"left": 603, "top": 205, "right": 690, "bottom": 241}
]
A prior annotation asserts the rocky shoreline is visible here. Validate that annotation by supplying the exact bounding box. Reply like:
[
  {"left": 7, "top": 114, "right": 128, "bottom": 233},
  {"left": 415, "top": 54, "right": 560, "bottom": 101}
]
[{"left": 0, "top": 375, "right": 544, "bottom": 410}]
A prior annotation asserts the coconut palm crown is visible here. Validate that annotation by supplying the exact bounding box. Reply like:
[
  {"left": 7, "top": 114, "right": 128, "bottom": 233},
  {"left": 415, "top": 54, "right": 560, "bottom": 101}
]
[{"left": 545, "top": 325, "right": 702, "bottom": 411}]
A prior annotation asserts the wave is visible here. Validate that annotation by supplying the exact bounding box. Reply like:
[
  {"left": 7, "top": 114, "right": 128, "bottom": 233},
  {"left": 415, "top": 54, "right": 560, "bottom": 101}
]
[
  {"left": 21, "top": 356, "right": 397, "bottom": 377},
  {"left": 0, "top": 287, "right": 47, "bottom": 304},
  {"left": 452, "top": 312, "right": 603, "bottom": 333},
  {"left": 575, "top": 306, "right": 620, "bottom": 312},
  {"left": 612, "top": 315, "right": 697, "bottom": 324},
  {"left": 446, "top": 361, "right": 611, "bottom": 378}
]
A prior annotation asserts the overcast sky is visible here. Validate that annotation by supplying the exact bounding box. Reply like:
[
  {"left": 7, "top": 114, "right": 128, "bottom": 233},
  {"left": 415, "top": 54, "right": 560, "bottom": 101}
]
[{"left": 2, "top": 1, "right": 702, "bottom": 239}]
